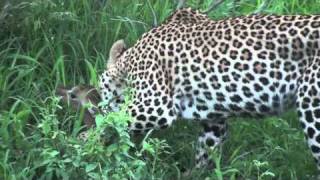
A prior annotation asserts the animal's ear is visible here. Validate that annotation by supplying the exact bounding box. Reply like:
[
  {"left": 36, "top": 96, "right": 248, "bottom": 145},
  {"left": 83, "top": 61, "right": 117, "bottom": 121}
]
[
  {"left": 108, "top": 39, "right": 127, "bottom": 66},
  {"left": 56, "top": 85, "right": 70, "bottom": 101}
]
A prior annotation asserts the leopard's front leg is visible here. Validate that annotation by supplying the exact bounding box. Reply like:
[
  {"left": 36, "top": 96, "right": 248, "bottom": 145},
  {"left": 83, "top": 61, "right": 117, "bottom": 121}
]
[{"left": 196, "top": 119, "right": 228, "bottom": 168}]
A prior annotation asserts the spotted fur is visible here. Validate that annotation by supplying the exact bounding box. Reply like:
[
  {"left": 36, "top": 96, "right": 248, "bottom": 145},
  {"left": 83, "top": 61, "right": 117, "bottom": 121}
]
[{"left": 99, "top": 8, "right": 320, "bottom": 169}]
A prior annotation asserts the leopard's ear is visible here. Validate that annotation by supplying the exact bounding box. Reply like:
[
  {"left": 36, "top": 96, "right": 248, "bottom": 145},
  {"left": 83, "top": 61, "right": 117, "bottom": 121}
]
[{"left": 108, "top": 39, "right": 127, "bottom": 66}]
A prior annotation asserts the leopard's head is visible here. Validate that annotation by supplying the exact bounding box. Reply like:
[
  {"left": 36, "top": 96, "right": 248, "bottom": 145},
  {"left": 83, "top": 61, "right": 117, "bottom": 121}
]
[{"left": 99, "top": 40, "right": 128, "bottom": 113}]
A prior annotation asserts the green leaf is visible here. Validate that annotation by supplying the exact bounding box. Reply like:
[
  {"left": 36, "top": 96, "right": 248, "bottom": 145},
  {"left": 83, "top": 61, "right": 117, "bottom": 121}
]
[
  {"left": 62, "top": 159, "right": 71, "bottom": 164},
  {"left": 16, "top": 109, "right": 31, "bottom": 121},
  {"left": 106, "top": 144, "right": 118, "bottom": 156},
  {"left": 142, "top": 141, "right": 155, "bottom": 154},
  {"left": 85, "top": 163, "right": 98, "bottom": 173},
  {"left": 88, "top": 172, "right": 100, "bottom": 179},
  {"left": 49, "top": 150, "right": 59, "bottom": 157},
  {"left": 95, "top": 114, "right": 105, "bottom": 128}
]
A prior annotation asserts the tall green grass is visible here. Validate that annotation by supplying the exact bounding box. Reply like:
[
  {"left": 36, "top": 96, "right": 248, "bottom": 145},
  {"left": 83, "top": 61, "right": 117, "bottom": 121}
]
[{"left": 1, "top": 0, "right": 320, "bottom": 179}]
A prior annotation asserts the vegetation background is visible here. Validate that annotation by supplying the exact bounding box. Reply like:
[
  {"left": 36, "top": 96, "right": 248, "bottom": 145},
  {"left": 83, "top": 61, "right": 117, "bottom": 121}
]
[{"left": 1, "top": 0, "right": 320, "bottom": 179}]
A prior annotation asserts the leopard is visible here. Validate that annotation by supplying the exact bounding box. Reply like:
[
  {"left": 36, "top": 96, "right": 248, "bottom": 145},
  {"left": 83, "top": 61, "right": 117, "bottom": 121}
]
[{"left": 99, "top": 8, "right": 320, "bottom": 169}]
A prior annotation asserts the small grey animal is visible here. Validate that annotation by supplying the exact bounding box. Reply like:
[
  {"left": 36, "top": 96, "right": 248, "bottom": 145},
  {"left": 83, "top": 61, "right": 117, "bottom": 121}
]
[{"left": 56, "top": 85, "right": 101, "bottom": 129}]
